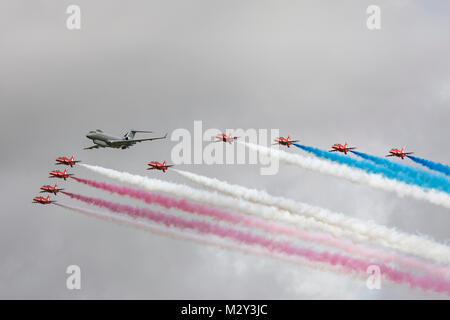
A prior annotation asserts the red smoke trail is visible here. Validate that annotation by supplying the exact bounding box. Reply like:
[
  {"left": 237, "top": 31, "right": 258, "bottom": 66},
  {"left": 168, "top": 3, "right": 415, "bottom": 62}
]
[
  {"left": 54, "top": 202, "right": 350, "bottom": 277},
  {"left": 71, "top": 176, "right": 450, "bottom": 280},
  {"left": 61, "top": 191, "right": 450, "bottom": 295}
]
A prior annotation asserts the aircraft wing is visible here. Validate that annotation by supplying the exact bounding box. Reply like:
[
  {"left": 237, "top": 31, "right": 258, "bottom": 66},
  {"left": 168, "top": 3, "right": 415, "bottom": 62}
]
[
  {"left": 84, "top": 145, "right": 101, "bottom": 150},
  {"left": 329, "top": 149, "right": 338, "bottom": 152},
  {"left": 129, "top": 135, "right": 167, "bottom": 143},
  {"left": 109, "top": 134, "right": 167, "bottom": 147},
  {"left": 147, "top": 165, "right": 174, "bottom": 170}
]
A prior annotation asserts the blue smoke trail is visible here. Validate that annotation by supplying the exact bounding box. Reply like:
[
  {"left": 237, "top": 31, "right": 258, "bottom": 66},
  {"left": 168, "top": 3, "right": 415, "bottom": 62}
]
[
  {"left": 351, "top": 151, "right": 450, "bottom": 194},
  {"left": 407, "top": 155, "right": 450, "bottom": 176},
  {"left": 293, "top": 144, "right": 401, "bottom": 180},
  {"left": 293, "top": 144, "right": 450, "bottom": 193}
]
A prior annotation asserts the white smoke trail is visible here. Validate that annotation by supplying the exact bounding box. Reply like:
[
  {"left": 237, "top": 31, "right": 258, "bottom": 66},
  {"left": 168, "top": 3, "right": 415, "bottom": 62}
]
[
  {"left": 80, "top": 164, "right": 450, "bottom": 264},
  {"left": 79, "top": 164, "right": 350, "bottom": 240},
  {"left": 173, "top": 169, "right": 450, "bottom": 269},
  {"left": 56, "top": 203, "right": 354, "bottom": 278},
  {"left": 240, "top": 141, "right": 450, "bottom": 209}
]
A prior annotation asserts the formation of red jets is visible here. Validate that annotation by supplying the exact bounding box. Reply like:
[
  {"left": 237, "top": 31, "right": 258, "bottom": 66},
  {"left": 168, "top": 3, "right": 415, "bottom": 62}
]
[
  {"left": 34, "top": 154, "right": 176, "bottom": 205},
  {"left": 274, "top": 136, "right": 414, "bottom": 159},
  {"left": 145, "top": 132, "right": 243, "bottom": 173},
  {"left": 33, "top": 156, "right": 80, "bottom": 205},
  {"left": 213, "top": 133, "right": 414, "bottom": 160},
  {"left": 33, "top": 137, "right": 415, "bottom": 204}
]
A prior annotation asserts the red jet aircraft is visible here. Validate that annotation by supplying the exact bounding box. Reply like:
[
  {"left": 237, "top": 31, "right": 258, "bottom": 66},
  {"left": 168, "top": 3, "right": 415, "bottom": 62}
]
[
  {"left": 273, "top": 136, "right": 299, "bottom": 148},
  {"left": 33, "top": 195, "right": 55, "bottom": 204},
  {"left": 55, "top": 156, "right": 81, "bottom": 167},
  {"left": 329, "top": 142, "right": 356, "bottom": 155},
  {"left": 147, "top": 161, "right": 174, "bottom": 173},
  {"left": 49, "top": 169, "right": 73, "bottom": 180},
  {"left": 40, "top": 184, "right": 64, "bottom": 195},
  {"left": 215, "top": 133, "right": 239, "bottom": 144},
  {"left": 386, "top": 147, "right": 413, "bottom": 159}
]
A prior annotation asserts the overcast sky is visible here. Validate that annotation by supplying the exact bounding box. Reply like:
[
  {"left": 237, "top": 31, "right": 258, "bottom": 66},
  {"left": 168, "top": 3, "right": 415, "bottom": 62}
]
[{"left": 0, "top": 0, "right": 449, "bottom": 299}]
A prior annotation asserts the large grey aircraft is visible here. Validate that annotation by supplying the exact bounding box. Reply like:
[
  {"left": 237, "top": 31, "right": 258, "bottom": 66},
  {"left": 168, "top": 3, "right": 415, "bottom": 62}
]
[{"left": 84, "top": 129, "right": 167, "bottom": 150}]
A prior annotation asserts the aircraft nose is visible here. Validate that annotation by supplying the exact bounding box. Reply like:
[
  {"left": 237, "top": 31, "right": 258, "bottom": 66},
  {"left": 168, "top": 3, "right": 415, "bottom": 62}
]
[{"left": 86, "top": 133, "right": 92, "bottom": 139}]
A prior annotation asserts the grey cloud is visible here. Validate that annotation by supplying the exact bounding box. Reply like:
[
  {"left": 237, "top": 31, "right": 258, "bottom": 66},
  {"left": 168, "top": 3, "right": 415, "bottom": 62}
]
[{"left": 0, "top": 0, "right": 449, "bottom": 299}]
